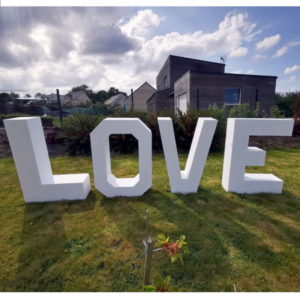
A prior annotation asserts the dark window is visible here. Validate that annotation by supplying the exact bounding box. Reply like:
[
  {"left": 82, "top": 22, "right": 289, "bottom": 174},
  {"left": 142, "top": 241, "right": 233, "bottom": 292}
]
[
  {"left": 163, "top": 76, "right": 168, "bottom": 88},
  {"left": 224, "top": 88, "right": 240, "bottom": 105}
]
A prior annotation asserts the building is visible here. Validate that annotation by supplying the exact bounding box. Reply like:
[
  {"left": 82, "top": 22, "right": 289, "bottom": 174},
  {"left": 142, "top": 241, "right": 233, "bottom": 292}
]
[
  {"left": 105, "top": 94, "right": 127, "bottom": 110},
  {"left": 46, "top": 93, "right": 61, "bottom": 104},
  {"left": 125, "top": 82, "right": 156, "bottom": 113},
  {"left": 63, "top": 91, "right": 91, "bottom": 106},
  {"left": 147, "top": 55, "right": 277, "bottom": 115}
]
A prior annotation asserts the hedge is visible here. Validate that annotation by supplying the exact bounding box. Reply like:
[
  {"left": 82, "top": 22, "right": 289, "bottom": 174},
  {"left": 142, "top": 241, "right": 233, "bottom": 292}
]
[{"left": 61, "top": 103, "right": 283, "bottom": 155}]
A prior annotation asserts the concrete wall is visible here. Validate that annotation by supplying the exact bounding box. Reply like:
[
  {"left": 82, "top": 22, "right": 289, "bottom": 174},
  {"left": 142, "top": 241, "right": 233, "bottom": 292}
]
[
  {"left": 174, "top": 72, "right": 277, "bottom": 114},
  {"left": 147, "top": 89, "right": 174, "bottom": 115},
  {"left": 154, "top": 55, "right": 225, "bottom": 114},
  {"left": 126, "top": 82, "right": 156, "bottom": 113},
  {"left": 156, "top": 55, "right": 225, "bottom": 92}
]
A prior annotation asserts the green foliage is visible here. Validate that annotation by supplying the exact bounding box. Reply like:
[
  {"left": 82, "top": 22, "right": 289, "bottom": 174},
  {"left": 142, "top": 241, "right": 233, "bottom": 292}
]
[
  {"left": 70, "top": 84, "right": 127, "bottom": 103},
  {"left": 0, "top": 93, "right": 11, "bottom": 104},
  {"left": 156, "top": 234, "right": 170, "bottom": 246},
  {"left": 156, "top": 234, "right": 189, "bottom": 264},
  {"left": 270, "top": 106, "right": 284, "bottom": 118},
  {"left": 59, "top": 103, "right": 283, "bottom": 155},
  {"left": 275, "top": 92, "right": 300, "bottom": 117},
  {"left": 144, "top": 274, "right": 172, "bottom": 292},
  {"left": 61, "top": 113, "right": 103, "bottom": 155},
  {"left": 0, "top": 150, "right": 300, "bottom": 291}
]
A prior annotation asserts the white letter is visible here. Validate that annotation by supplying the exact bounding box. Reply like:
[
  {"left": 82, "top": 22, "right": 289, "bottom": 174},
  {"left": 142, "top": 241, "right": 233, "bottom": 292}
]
[
  {"left": 4, "top": 117, "right": 91, "bottom": 202},
  {"left": 158, "top": 117, "right": 217, "bottom": 193},
  {"left": 222, "top": 118, "right": 294, "bottom": 194},
  {"left": 91, "top": 118, "right": 152, "bottom": 197}
]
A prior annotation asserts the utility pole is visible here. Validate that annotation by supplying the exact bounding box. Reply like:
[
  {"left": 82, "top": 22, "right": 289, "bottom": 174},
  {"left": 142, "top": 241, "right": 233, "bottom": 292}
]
[{"left": 56, "top": 89, "right": 63, "bottom": 127}]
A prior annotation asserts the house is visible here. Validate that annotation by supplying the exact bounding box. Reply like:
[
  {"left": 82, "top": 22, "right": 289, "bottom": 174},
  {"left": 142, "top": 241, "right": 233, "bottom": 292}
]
[
  {"left": 125, "top": 82, "right": 156, "bottom": 113},
  {"left": 147, "top": 55, "right": 277, "bottom": 115},
  {"left": 105, "top": 94, "right": 127, "bottom": 109},
  {"left": 63, "top": 91, "right": 91, "bottom": 106},
  {"left": 46, "top": 93, "right": 61, "bottom": 104}
]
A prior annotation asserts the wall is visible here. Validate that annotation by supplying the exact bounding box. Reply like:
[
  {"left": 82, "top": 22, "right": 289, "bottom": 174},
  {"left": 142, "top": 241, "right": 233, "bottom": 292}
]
[
  {"left": 126, "top": 83, "right": 156, "bottom": 113},
  {"left": 154, "top": 55, "right": 225, "bottom": 114},
  {"left": 174, "top": 72, "right": 276, "bottom": 114}
]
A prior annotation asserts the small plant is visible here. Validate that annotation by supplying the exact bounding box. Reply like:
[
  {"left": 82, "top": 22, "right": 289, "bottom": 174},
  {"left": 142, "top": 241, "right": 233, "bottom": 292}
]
[
  {"left": 141, "top": 212, "right": 189, "bottom": 292},
  {"left": 155, "top": 233, "right": 189, "bottom": 264},
  {"left": 144, "top": 274, "right": 172, "bottom": 292}
]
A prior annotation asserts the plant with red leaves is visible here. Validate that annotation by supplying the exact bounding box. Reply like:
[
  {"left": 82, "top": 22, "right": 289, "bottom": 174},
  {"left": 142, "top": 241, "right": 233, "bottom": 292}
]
[{"left": 155, "top": 234, "right": 189, "bottom": 264}]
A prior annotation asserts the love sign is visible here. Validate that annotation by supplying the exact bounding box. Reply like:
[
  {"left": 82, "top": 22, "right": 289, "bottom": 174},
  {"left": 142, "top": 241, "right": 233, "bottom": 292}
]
[{"left": 4, "top": 116, "right": 294, "bottom": 202}]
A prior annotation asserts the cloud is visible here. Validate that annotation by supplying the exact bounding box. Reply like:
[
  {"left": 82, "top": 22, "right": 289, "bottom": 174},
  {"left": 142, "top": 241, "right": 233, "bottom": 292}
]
[
  {"left": 256, "top": 34, "right": 281, "bottom": 51},
  {"left": 120, "top": 9, "right": 163, "bottom": 38},
  {"left": 272, "top": 46, "right": 289, "bottom": 58},
  {"left": 284, "top": 65, "right": 300, "bottom": 74},
  {"left": 272, "top": 40, "right": 300, "bottom": 58},
  {"left": 81, "top": 25, "right": 137, "bottom": 56},
  {"left": 0, "top": 8, "right": 259, "bottom": 93},
  {"left": 253, "top": 54, "right": 267, "bottom": 61},
  {"left": 132, "top": 12, "right": 257, "bottom": 73},
  {"left": 229, "top": 47, "right": 248, "bottom": 58}
]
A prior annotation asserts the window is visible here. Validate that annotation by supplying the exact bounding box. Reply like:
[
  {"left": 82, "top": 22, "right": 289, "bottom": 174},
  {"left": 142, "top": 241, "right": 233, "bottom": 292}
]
[
  {"left": 224, "top": 88, "right": 241, "bottom": 105},
  {"left": 163, "top": 76, "right": 168, "bottom": 88}
]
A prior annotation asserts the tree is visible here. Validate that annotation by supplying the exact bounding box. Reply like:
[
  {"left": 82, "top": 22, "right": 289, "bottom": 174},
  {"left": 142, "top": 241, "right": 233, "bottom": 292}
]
[
  {"left": 25, "top": 93, "right": 31, "bottom": 98},
  {"left": 107, "top": 87, "right": 120, "bottom": 98},
  {"left": 275, "top": 91, "right": 300, "bottom": 117},
  {"left": 91, "top": 90, "right": 108, "bottom": 102},
  {"left": 9, "top": 92, "right": 20, "bottom": 99},
  {"left": 0, "top": 93, "right": 11, "bottom": 104},
  {"left": 71, "top": 84, "right": 94, "bottom": 100},
  {"left": 35, "top": 92, "right": 47, "bottom": 100},
  {"left": 70, "top": 84, "right": 127, "bottom": 103}
]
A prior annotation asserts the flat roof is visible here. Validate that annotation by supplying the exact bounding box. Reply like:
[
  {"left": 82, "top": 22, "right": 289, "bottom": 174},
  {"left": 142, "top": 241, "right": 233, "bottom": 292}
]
[
  {"left": 169, "top": 54, "right": 225, "bottom": 66},
  {"left": 189, "top": 70, "right": 277, "bottom": 79}
]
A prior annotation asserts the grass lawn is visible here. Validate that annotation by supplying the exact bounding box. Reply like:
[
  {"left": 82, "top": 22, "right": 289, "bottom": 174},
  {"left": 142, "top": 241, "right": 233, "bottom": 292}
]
[{"left": 0, "top": 148, "right": 299, "bottom": 292}]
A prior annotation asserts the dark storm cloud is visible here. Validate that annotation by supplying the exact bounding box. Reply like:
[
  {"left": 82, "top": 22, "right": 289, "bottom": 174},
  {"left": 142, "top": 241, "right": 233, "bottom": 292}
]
[
  {"left": 0, "top": 7, "right": 134, "bottom": 68},
  {"left": 81, "top": 25, "right": 137, "bottom": 55}
]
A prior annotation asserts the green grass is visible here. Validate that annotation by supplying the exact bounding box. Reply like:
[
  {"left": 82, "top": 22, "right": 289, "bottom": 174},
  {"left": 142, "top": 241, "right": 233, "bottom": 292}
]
[{"left": 0, "top": 149, "right": 299, "bottom": 292}]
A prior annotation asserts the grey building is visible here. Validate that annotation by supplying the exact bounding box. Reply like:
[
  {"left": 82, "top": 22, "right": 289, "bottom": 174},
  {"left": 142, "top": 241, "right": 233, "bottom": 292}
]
[
  {"left": 147, "top": 55, "right": 277, "bottom": 115},
  {"left": 125, "top": 82, "right": 156, "bottom": 113},
  {"left": 105, "top": 94, "right": 127, "bottom": 109}
]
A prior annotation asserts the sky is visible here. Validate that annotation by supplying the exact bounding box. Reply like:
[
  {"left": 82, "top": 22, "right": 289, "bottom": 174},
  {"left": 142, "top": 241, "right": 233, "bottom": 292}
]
[{"left": 0, "top": 6, "right": 299, "bottom": 95}]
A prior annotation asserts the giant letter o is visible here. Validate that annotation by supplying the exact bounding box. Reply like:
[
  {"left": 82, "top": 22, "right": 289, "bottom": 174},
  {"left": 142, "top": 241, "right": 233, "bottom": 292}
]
[{"left": 90, "top": 118, "right": 152, "bottom": 197}]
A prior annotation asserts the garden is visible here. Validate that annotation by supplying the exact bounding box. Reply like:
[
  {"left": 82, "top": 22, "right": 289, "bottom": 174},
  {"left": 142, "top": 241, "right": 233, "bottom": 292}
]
[
  {"left": 0, "top": 103, "right": 300, "bottom": 292},
  {"left": 0, "top": 149, "right": 299, "bottom": 291}
]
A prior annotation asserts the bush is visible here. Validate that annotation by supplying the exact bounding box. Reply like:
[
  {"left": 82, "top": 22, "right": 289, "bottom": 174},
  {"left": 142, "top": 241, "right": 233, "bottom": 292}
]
[
  {"left": 275, "top": 92, "right": 300, "bottom": 117},
  {"left": 61, "top": 114, "right": 103, "bottom": 155},
  {"left": 60, "top": 103, "right": 282, "bottom": 155}
]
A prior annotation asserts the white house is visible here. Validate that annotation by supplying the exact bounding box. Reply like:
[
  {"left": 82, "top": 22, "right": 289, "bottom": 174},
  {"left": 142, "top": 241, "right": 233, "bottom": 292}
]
[{"left": 63, "top": 91, "right": 91, "bottom": 106}]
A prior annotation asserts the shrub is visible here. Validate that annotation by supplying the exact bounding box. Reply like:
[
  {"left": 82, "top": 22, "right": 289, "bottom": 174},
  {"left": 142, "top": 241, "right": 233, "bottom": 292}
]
[
  {"left": 61, "top": 113, "right": 103, "bottom": 155},
  {"left": 60, "top": 103, "right": 282, "bottom": 155}
]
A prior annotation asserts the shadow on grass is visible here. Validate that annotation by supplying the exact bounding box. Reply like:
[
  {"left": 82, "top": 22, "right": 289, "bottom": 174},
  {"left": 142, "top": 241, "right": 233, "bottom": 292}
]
[
  {"left": 7, "top": 185, "right": 300, "bottom": 292},
  {"left": 101, "top": 187, "right": 300, "bottom": 291},
  {"left": 14, "top": 191, "right": 97, "bottom": 292}
]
